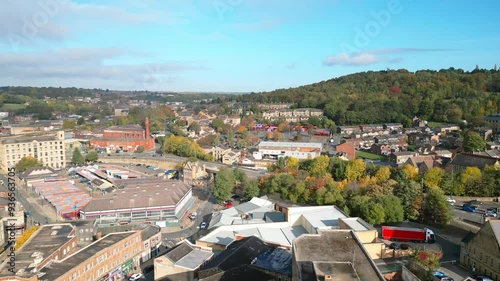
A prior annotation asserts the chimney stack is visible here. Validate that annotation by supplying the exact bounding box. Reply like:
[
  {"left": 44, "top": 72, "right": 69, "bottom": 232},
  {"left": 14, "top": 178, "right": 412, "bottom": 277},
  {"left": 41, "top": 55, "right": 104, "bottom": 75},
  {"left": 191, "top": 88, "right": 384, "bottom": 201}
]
[{"left": 145, "top": 117, "right": 150, "bottom": 139}]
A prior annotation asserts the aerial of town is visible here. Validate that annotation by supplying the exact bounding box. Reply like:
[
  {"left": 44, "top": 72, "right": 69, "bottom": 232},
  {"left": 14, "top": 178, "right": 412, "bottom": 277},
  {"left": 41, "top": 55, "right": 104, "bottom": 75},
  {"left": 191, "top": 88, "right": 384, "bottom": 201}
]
[{"left": 0, "top": 1, "right": 500, "bottom": 281}]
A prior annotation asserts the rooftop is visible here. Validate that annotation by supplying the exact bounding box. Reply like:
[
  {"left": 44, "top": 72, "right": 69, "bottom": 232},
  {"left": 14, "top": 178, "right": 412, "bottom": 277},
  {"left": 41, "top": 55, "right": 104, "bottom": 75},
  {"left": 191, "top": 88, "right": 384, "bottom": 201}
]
[
  {"left": 258, "top": 141, "right": 323, "bottom": 149},
  {"left": 39, "top": 232, "right": 135, "bottom": 281},
  {"left": 81, "top": 180, "right": 191, "bottom": 213},
  {"left": 198, "top": 264, "right": 275, "bottom": 281},
  {"left": 104, "top": 124, "right": 143, "bottom": 132},
  {"left": 0, "top": 224, "right": 74, "bottom": 278},
  {"left": 1, "top": 134, "right": 59, "bottom": 144},
  {"left": 490, "top": 220, "right": 500, "bottom": 246},
  {"left": 253, "top": 247, "right": 292, "bottom": 276},
  {"left": 293, "top": 230, "right": 384, "bottom": 281}
]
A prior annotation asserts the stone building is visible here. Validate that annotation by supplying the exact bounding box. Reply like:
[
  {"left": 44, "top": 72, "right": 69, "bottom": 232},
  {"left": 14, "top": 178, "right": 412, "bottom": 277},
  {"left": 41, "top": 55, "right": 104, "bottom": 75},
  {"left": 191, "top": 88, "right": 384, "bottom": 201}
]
[{"left": 90, "top": 117, "right": 154, "bottom": 152}]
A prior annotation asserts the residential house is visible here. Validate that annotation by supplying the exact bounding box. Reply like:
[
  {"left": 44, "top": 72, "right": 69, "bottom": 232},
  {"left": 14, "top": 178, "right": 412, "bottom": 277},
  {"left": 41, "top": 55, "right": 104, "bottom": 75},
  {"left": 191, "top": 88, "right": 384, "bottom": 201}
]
[
  {"left": 335, "top": 142, "right": 356, "bottom": 160},
  {"left": 446, "top": 153, "right": 500, "bottom": 173},
  {"left": 484, "top": 114, "right": 500, "bottom": 134},
  {"left": 412, "top": 116, "right": 426, "bottom": 127},
  {"left": 406, "top": 155, "right": 441, "bottom": 174},
  {"left": 389, "top": 151, "right": 419, "bottom": 165},
  {"left": 370, "top": 143, "right": 392, "bottom": 156},
  {"left": 460, "top": 220, "right": 500, "bottom": 281}
]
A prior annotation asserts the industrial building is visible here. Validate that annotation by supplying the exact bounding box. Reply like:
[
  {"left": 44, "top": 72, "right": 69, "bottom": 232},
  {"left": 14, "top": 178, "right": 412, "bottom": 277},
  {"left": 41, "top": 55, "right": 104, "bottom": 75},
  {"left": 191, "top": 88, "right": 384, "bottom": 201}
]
[
  {"left": 90, "top": 117, "right": 154, "bottom": 152},
  {"left": 258, "top": 141, "right": 323, "bottom": 160},
  {"left": 80, "top": 179, "right": 193, "bottom": 226},
  {"left": 0, "top": 131, "right": 66, "bottom": 172}
]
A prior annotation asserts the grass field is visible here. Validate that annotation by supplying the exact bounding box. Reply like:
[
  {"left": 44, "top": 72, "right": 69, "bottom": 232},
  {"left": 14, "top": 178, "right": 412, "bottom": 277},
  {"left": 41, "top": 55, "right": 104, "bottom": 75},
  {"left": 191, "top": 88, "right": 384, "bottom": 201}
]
[
  {"left": 0, "top": 103, "right": 26, "bottom": 110},
  {"left": 355, "top": 151, "right": 386, "bottom": 161},
  {"left": 426, "top": 121, "right": 445, "bottom": 128}
]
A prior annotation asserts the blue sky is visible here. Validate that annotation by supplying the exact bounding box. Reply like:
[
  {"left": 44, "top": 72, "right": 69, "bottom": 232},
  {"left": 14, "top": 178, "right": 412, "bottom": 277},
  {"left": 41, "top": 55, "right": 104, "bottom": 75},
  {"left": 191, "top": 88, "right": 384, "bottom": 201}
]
[{"left": 0, "top": 0, "right": 499, "bottom": 92}]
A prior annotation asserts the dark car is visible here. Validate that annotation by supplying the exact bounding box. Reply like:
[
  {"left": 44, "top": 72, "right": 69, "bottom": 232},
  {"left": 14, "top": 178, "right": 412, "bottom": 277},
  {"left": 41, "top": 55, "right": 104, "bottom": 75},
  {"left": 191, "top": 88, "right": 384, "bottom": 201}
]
[
  {"left": 467, "top": 200, "right": 481, "bottom": 206},
  {"left": 143, "top": 265, "right": 154, "bottom": 274},
  {"left": 231, "top": 194, "right": 241, "bottom": 199},
  {"left": 388, "top": 243, "right": 399, "bottom": 250},
  {"left": 472, "top": 275, "right": 493, "bottom": 281},
  {"left": 399, "top": 244, "right": 411, "bottom": 250}
]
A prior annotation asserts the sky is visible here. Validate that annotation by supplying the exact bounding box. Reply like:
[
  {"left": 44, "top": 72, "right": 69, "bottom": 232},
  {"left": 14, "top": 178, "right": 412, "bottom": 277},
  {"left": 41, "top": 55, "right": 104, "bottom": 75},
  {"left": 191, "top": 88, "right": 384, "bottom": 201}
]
[{"left": 0, "top": 0, "right": 499, "bottom": 92}]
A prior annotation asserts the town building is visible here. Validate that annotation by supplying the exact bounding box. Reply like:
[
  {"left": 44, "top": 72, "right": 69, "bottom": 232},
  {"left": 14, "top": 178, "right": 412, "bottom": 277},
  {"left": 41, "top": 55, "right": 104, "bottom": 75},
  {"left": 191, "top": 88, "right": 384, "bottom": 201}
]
[
  {"left": 155, "top": 240, "right": 214, "bottom": 281},
  {"left": 0, "top": 131, "right": 66, "bottom": 172},
  {"left": 484, "top": 114, "right": 500, "bottom": 134},
  {"left": 258, "top": 141, "right": 323, "bottom": 160},
  {"left": 90, "top": 117, "right": 154, "bottom": 152},
  {"left": 262, "top": 108, "right": 323, "bottom": 123},
  {"left": 292, "top": 230, "right": 385, "bottom": 281},
  {"left": 0, "top": 223, "right": 77, "bottom": 280},
  {"left": 80, "top": 179, "right": 193, "bottom": 227},
  {"left": 258, "top": 103, "right": 293, "bottom": 110},
  {"left": 182, "top": 160, "right": 210, "bottom": 187},
  {"left": 460, "top": 220, "right": 500, "bottom": 280},
  {"left": 446, "top": 153, "right": 500, "bottom": 173},
  {"left": 334, "top": 142, "right": 356, "bottom": 160},
  {"left": 114, "top": 105, "right": 129, "bottom": 117}
]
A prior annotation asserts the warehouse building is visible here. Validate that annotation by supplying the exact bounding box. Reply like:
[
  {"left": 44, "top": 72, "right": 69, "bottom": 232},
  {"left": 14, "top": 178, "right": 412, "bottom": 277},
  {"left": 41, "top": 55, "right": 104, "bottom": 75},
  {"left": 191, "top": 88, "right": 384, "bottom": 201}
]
[
  {"left": 258, "top": 141, "right": 323, "bottom": 160},
  {"left": 90, "top": 117, "right": 154, "bottom": 152}
]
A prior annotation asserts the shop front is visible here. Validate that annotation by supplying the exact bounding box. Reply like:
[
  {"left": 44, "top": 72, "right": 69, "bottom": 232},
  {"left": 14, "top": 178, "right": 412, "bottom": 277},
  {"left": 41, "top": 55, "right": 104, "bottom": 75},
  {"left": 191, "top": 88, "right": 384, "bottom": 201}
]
[
  {"left": 108, "top": 267, "right": 123, "bottom": 281},
  {"left": 121, "top": 259, "right": 134, "bottom": 277}
]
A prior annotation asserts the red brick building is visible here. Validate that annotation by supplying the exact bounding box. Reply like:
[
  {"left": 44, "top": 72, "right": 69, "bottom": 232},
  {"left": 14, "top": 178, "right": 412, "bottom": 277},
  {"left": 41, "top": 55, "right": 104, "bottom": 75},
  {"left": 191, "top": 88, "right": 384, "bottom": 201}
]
[
  {"left": 336, "top": 142, "right": 356, "bottom": 160},
  {"left": 90, "top": 118, "right": 154, "bottom": 152}
]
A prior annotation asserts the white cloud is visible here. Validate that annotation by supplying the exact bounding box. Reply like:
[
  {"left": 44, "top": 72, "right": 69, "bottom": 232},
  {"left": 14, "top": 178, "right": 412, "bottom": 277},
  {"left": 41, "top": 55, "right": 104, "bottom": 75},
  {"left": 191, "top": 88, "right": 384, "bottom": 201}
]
[{"left": 323, "top": 48, "right": 452, "bottom": 66}]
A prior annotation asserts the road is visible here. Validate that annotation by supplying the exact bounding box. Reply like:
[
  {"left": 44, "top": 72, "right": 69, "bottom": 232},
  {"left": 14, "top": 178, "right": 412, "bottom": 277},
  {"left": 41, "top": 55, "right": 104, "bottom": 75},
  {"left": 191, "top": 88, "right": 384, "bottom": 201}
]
[
  {"left": 0, "top": 174, "right": 51, "bottom": 226},
  {"left": 101, "top": 153, "right": 265, "bottom": 179}
]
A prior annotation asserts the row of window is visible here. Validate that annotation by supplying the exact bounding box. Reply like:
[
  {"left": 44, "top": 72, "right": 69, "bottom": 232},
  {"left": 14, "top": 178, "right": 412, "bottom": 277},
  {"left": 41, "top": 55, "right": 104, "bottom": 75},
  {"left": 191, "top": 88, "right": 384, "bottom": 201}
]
[{"left": 4, "top": 141, "right": 63, "bottom": 149}]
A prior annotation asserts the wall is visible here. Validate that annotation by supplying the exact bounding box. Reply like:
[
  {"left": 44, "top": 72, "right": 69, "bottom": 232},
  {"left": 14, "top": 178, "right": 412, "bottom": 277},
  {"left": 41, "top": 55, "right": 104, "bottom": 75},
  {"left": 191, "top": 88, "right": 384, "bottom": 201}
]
[
  {"left": 90, "top": 139, "right": 155, "bottom": 151},
  {"left": 195, "top": 241, "right": 226, "bottom": 252},
  {"left": 402, "top": 265, "right": 421, "bottom": 281},
  {"left": 154, "top": 256, "right": 193, "bottom": 281}
]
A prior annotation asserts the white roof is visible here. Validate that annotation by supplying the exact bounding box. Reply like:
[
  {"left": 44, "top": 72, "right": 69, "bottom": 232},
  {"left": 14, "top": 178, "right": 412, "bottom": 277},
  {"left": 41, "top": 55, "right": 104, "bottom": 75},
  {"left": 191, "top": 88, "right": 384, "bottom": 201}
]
[
  {"left": 258, "top": 141, "right": 322, "bottom": 149},
  {"left": 339, "top": 218, "right": 373, "bottom": 231},
  {"left": 249, "top": 197, "right": 274, "bottom": 207}
]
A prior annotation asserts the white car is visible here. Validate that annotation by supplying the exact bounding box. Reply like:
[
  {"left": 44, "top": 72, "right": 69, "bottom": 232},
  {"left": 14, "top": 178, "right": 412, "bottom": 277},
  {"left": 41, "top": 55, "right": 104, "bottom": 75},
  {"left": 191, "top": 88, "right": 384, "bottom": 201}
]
[
  {"left": 200, "top": 222, "right": 207, "bottom": 229},
  {"left": 446, "top": 197, "right": 456, "bottom": 205},
  {"left": 129, "top": 273, "right": 144, "bottom": 281}
]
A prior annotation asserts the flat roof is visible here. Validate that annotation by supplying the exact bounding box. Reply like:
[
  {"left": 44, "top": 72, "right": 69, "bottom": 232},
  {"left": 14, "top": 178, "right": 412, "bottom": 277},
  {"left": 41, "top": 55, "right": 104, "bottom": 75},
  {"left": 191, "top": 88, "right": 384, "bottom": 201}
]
[
  {"left": 300, "top": 208, "right": 346, "bottom": 229},
  {"left": 258, "top": 141, "right": 323, "bottom": 149},
  {"left": 294, "top": 230, "right": 383, "bottom": 281},
  {"left": 176, "top": 249, "right": 214, "bottom": 270},
  {"left": 0, "top": 224, "right": 74, "bottom": 278},
  {"left": 1, "top": 135, "right": 58, "bottom": 144},
  {"left": 339, "top": 218, "right": 374, "bottom": 231},
  {"left": 81, "top": 180, "right": 191, "bottom": 213},
  {"left": 39, "top": 232, "right": 134, "bottom": 281}
]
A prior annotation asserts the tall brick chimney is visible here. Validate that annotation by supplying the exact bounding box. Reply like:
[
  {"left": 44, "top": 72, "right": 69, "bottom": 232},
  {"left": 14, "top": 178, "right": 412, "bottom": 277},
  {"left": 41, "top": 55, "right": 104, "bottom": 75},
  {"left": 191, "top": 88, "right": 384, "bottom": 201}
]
[{"left": 145, "top": 117, "right": 150, "bottom": 139}]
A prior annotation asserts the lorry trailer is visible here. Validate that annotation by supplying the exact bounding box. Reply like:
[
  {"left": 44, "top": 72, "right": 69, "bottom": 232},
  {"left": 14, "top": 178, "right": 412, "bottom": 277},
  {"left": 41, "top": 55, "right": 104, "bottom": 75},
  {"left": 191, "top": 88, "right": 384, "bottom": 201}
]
[{"left": 381, "top": 226, "right": 435, "bottom": 243}]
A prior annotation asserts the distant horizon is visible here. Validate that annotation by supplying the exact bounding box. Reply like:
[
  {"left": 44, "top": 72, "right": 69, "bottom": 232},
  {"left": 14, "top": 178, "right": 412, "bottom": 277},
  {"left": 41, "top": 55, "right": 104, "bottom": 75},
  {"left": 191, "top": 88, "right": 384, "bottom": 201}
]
[
  {"left": 1, "top": 1, "right": 498, "bottom": 92},
  {"left": 1, "top": 65, "right": 497, "bottom": 94}
]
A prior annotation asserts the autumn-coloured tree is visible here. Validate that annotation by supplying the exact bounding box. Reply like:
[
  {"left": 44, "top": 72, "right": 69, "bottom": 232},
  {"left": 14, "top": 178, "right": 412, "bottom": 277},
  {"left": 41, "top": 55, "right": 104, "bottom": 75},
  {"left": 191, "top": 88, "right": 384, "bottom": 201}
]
[
  {"left": 309, "top": 155, "right": 330, "bottom": 177},
  {"left": 460, "top": 167, "right": 483, "bottom": 196},
  {"left": 401, "top": 164, "right": 418, "bottom": 181},
  {"left": 345, "top": 159, "right": 365, "bottom": 181},
  {"left": 15, "top": 156, "right": 42, "bottom": 172},
  {"left": 423, "top": 167, "right": 445, "bottom": 190}
]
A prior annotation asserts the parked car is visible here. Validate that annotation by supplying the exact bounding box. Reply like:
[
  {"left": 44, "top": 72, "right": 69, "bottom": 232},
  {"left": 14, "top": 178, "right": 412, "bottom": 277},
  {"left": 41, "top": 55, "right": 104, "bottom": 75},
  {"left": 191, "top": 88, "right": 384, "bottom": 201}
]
[
  {"left": 224, "top": 202, "right": 233, "bottom": 208},
  {"left": 143, "top": 265, "right": 154, "bottom": 274},
  {"left": 462, "top": 204, "right": 477, "bottom": 212},
  {"left": 467, "top": 200, "right": 482, "bottom": 206},
  {"left": 146, "top": 165, "right": 154, "bottom": 169},
  {"left": 200, "top": 222, "right": 207, "bottom": 229},
  {"left": 388, "top": 243, "right": 399, "bottom": 250},
  {"left": 433, "top": 271, "right": 446, "bottom": 279},
  {"left": 189, "top": 212, "right": 197, "bottom": 220},
  {"left": 399, "top": 244, "right": 411, "bottom": 250},
  {"left": 231, "top": 194, "right": 241, "bottom": 199},
  {"left": 485, "top": 208, "right": 498, "bottom": 218},
  {"left": 472, "top": 275, "right": 493, "bottom": 281},
  {"left": 129, "top": 273, "right": 144, "bottom": 281},
  {"left": 446, "top": 197, "right": 456, "bottom": 205}
]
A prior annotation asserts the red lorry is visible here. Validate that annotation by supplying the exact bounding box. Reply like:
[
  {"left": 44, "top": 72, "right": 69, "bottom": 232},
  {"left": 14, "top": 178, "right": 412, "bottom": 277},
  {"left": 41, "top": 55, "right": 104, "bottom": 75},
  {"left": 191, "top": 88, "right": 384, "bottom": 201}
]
[{"left": 381, "top": 226, "right": 435, "bottom": 243}]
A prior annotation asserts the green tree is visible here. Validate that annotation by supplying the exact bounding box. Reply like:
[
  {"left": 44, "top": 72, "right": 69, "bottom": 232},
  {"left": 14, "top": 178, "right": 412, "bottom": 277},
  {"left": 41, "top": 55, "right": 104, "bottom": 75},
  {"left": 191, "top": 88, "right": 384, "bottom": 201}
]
[
  {"left": 62, "top": 120, "right": 76, "bottom": 129},
  {"left": 72, "top": 148, "right": 85, "bottom": 164},
  {"left": 212, "top": 167, "right": 235, "bottom": 202},
  {"left": 77, "top": 117, "right": 85, "bottom": 125},
  {"left": 85, "top": 151, "right": 98, "bottom": 163},
  {"left": 135, "top": 145, "right": 145, "bottom": 153},
  {"left": 15, "top": 156, "right": 42, "bottom": 172},
  {"left": 392, "top": 171, "right": 422, "bottom": 220},
  {"left": 421, "top": 187, "right": 452, "bottom": 227},
  {"left": 233, "top": 167, "right": 247, "bottom": 183},
  {"left": 211, "top": 118, "right": 224, "bottom": 132},
  {"left": 187, "top": 121, "right": 201, "bottom": 135},
  {"left": 378, "top": 195, "right": 404, "bottom": 224},
  {"left": 361, "top": 201, "right": 385, "bottom": 225},
  {"left": 463, "top": 131, "right": 486, "bottom": 152},
  {"left": 243, "top": 179, "right": 260, "bottom": 200}
]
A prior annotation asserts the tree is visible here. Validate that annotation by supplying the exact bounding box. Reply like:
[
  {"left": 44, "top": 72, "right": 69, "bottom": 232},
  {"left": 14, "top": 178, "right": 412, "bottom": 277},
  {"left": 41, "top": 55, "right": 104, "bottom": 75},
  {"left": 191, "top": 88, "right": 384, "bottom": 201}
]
[
  {"left": 77, "top": 117, "right": 85, "bottom": 125},
  {"left": 459, "top": 167, "right": 483, "bottom": 196},
  {"left": 345, "top": 159, "right": 365, "bottom": 181},
  {"left": 410, "top": 249, "right": 443, "bottom": 273},
  {"left": 211, "top": 118, "right": 224, "bottom": 132},
  {"left": 187, "top": 121, "right": 201, "bottom": 135},
  {"left": 135, "top": 145, "right": 145, "bottom": 153},
  {"left": 378, "top": 195, "right": 404, "bottom": 224},
  {"left": 243, "top": 179, "right": 260, "bottom": 200},
  {"left": 227, "top": 130, "right": 234, "bottom": 146},
  {"left": 212, "top": 167, "right": 235, "bottom": 202},
  {"left": 72, "top": 148, "right": 85, "bottom": 164},
  {"left": 423, "top": 167, "right": 445, "bottom": 190},
  {"left": 392, "top": 171, "right": 422, "bottom": 220},
  {"left": 15, "top": 156, "right": 42, "bottom": 172},
  {"left": 85, "top": 151, "right": 98, "bottom": 163},
  {"left": 421, "top": 187, "right": 452, "bottom": 227},
  {"left": 401, "top": 164, "right": 418, "bottom": 181},
  {"left": 309, "top": 155, "right": 330, "bottom": 177},
  {"left": 62, "top": 120, "right": 76, "bottom": 129},
  {"left": 360, "top": 201, "right": 385, "bottom": 225},
  {"left": 463, "top": 131, "right": 486, "bottom": 152}
]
